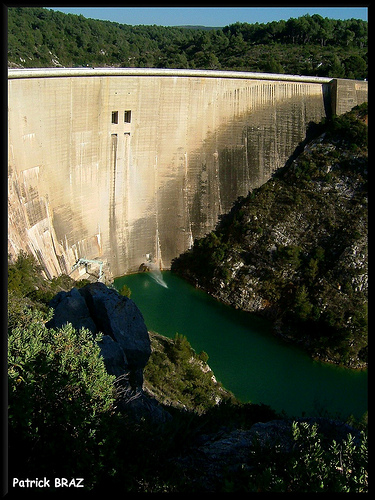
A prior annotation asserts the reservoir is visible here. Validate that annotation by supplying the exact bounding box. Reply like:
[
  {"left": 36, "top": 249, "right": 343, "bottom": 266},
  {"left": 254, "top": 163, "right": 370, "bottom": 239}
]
[{"left": 114, "top": 271, "right": 367, "bottom": 420}]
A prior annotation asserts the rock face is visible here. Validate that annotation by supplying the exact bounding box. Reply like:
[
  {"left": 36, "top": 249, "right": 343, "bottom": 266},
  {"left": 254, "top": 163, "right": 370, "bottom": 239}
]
[{"left": 47, "top": 282, "right": 151, "bottom": 390}]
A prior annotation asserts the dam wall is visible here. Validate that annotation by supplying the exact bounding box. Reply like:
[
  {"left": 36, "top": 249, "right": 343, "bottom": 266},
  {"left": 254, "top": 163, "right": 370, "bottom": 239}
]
[{"left": 8, "top": 68, "right": 367, "bottom": 279}]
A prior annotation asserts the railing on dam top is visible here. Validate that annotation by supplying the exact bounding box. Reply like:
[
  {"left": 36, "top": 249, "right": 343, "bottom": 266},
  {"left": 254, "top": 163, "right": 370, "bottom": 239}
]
[{"left": 8, "top": 67, "right": 334, "bottom": 84}]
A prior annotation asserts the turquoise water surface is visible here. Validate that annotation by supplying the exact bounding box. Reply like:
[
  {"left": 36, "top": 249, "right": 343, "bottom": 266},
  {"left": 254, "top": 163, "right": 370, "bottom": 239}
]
[{"left": 115, "top": 271, "right": 367, "bottom": 420}]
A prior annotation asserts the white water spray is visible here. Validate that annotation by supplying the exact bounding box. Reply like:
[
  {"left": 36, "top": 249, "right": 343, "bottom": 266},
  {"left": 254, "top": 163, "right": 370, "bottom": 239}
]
[
  {"left": 149, "top": 262, "right": 168, "bottom": 288},
  {"left": 144, "top": 254, "right": 168, "bottom": 288}
]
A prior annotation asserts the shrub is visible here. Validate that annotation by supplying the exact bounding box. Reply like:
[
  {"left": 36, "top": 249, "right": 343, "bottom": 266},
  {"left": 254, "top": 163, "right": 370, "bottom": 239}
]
[
  {"left": 325, "top": 103, "right": 368, "bottom": 148},
  {"left": 144, "top": 333, "right": 231, "bottom": 414},
  {"left": 198, "top": 350, "right": 209, "bottom": 363},
  {"left": 223, "top": 421, "right": 368, "bottom": 492},
  {"left": 8, "top": 306, "right": 116, "bottom": 486},
  {"left": 8, "top": 251, "right": 42, "bottom": 296},
  {"left": 119, "top": 283, "right": 132, "bottom": 298}
]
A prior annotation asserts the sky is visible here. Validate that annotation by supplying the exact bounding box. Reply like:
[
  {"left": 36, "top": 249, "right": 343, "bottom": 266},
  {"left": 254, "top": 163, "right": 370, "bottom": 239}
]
[{"left": 46, "top": 7, "right": 368, "bottom": 27}]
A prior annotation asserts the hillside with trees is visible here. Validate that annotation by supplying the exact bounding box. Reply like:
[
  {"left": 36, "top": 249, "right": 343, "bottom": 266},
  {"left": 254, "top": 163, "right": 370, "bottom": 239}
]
[{"left": 8, "top": 7, "right": 367, "bottom": 79}]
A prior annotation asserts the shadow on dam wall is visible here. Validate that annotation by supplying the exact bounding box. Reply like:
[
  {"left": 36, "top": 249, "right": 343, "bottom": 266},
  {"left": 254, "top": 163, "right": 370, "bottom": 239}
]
[{"left": 125, "top": 93, "right": 327, "bottom": 274}]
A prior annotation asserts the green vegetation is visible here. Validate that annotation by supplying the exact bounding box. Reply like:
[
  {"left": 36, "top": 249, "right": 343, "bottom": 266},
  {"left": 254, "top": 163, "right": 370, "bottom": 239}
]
[
  {"left": 7, "top": 252, "right": 368, "bottom": 492},
  {"left": 119, "top": 283, "right": 132, "bottom": 297},
  {"left": 8, "top": 8, "right": 367, "bottom": 79},
  {"left": 8, "top": 254, "right": 116, "bottom": 487},
  {"left": 172, "top": 103, "right": 368, "bottom": 368},
  {"left": 8, "top": 250, "right": 90, "bottom": 316},
  {"left": 223, "top": 421, "right": 367, "bottom": 492},
  {"left": 145, "top": 332, "right": 231, "bottom": 413},
  {"left": 9, "top": 313, "right": 116, "bottom": 487}
]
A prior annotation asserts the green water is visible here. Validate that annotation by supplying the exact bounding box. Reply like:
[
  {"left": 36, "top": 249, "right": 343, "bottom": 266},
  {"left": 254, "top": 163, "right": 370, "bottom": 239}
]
[{"left": 115, "top": 271, "right": 367, "bottom": 420}]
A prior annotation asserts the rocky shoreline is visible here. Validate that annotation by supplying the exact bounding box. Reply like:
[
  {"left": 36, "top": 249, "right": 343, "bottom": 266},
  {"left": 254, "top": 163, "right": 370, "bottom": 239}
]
[{"left": 175, "top": 273, "right": 367, "bottom": 370}]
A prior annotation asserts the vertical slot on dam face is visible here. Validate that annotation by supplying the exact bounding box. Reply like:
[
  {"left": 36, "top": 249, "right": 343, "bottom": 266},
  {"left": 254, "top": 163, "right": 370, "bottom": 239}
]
[
  {"left": 109, "top": 133, "right": 118, "bottom": 267},
  {"left": 122, "top": 132, "right": 131, "bottom": 266},
  {"left": 110, "top": 133, "right": 117, "bottom": 217}
]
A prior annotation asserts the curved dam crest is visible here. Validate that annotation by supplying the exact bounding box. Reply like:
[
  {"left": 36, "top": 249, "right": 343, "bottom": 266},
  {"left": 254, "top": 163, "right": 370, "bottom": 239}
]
[{"left": 8, "top": 68, "right": 367, "bottom": 279}]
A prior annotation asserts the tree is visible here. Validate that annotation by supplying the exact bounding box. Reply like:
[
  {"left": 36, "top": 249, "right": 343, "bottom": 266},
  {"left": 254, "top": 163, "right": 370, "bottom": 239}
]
[
  {"left": 8, "top": 8, "right": 367, "bottom": 78},
  {"left": 315, "top": 16, "right": 334, "bottom": 46},
  {"left": 328, "top": 55, "right": 345, "bottom": 78},
  {"left": 263, "top": 56, "right": 284, "bottom": 74},
  {"left": 8, "top": 251, "right": 42, "bottom": 296},
  {"left": 294, "top": 285, "right": 313, "bottom": 321},
  {"left": 193, "top": 50, "right": 220, "bottom": 69},
  {"left": 285, "top": 17, "right": 301, "bottom": 44},
  {"left": 344, "top": 54, "right": 367, "bottom": 79}
]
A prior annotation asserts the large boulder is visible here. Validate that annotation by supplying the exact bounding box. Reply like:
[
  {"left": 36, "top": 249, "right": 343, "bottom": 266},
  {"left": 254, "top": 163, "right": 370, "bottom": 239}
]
[
  {"left": 97, "top": 335, "right": 129, "bottom": 378},
  {"left": 47, "top": 282, "right": 151, "bottom": 390},
  {"left": 47, "top": 287, "right": 97, "bottom": 333},
  {"left": 79, "top": 282, "right": 151, "bottom": 373}
]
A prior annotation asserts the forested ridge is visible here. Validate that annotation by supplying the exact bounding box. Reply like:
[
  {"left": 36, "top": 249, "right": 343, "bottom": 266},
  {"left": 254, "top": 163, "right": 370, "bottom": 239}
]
[{"left": 8, "top": 7, "right": 367, "bottom": 79}]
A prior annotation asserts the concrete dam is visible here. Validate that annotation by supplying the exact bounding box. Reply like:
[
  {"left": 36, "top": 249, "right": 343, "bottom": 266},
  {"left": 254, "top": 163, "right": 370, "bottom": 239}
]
[{"left": 8, "top": 68, "right": 367, "bottom": 280}]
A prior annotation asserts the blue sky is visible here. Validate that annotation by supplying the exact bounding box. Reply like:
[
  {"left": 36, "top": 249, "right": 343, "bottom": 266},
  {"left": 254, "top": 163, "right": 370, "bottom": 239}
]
[{"left": 46, "top": 7, "right": 368, "bottom": 27}]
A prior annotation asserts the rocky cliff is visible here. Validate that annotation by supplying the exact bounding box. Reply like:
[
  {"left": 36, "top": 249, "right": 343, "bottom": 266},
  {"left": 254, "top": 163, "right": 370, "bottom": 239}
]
[{"left": 172, "top": 104, "right": 368, "bottom": 368}]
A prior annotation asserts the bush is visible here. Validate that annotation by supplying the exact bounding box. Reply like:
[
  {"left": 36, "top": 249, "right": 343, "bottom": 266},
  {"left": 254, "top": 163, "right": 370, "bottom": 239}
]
[
  {"left": 325, "top": 103, "right": 368, "bottom": 148},
  {"left": 198, "top": 350, "right": 209, "bottom": 363},
  {"left": 224, "top": 421, "right": 368, "bottom": 492},
  {"left": 8, "top": 251, "right": 87, "bottom": 308},
  {"left": 144, "top": 333, "right": 231, "bottom": 414},
  {"left": 8, "top": 251, "right": 42, "bottom": 296},
  {"left": 119, "top": 283, "right": 132, "bottom": 298},
  {"left": 8, "top": 306, "right": 116, "bottom": 486}
]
